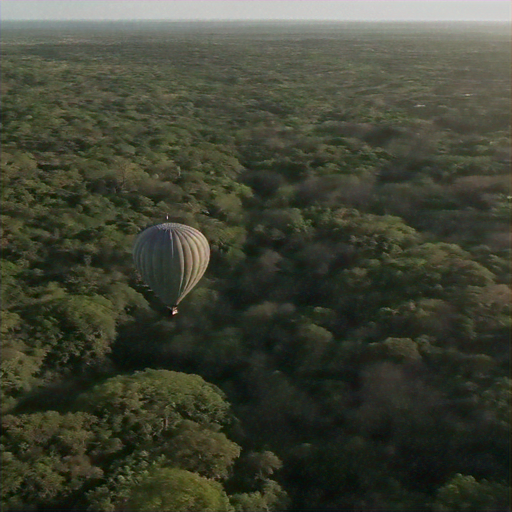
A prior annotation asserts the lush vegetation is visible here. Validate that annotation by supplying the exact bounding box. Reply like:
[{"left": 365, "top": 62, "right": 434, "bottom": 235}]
[{"left": 1, "top": 21, "right": 510, "bottom": 511}]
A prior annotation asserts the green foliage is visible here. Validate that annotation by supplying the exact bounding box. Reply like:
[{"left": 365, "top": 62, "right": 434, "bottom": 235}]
[
  {"left": 125, "top": 467, "right": 234, "bottom": 512},
  {"left": 1, "top": 411, "right": 103, "bottom": 511},
  {"left": 43, "top": 294, "right": 117, "bottom": 367},
  {"left": 1, "top": 21, "right": 509, "bottom": 512},
  {"left": 84, "top": 450, "right": 166, "bottom": 512},
  {"left": 164, "top": 420, "right": 241, "bottom": 480},
  {"left": 285, "top": 436, "right": 428, "bottom": 511},
  {"left": 433, "top": 474, "right": 510, "bottom": 512},
  {"left": 75, "top": 369, "right": 231, "bottom": 445},
  {"left": 231, "top": 480, "right": 289, "bottom": 512},
  {"left": 367, "top": 337, "right": 422, "bottom": 363}
]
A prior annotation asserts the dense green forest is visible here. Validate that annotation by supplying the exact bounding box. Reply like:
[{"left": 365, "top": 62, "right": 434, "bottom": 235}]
[{"left": 1, "top": 21, "right": 510, "bottom": 511}]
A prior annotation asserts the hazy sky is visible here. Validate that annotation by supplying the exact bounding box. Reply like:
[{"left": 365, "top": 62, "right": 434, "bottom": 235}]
[{"left": 1, "top": 0, "right": 510, "bottom": 22}]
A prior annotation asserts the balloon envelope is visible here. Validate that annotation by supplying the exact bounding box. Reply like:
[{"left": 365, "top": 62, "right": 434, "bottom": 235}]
[{"left": 133, "top": 223, "right": 210, "bottom": 308}]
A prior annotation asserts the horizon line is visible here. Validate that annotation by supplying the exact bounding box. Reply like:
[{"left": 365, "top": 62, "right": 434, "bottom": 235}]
[{"left": 2, "top": 18, "right": 509, "bottom": 23}]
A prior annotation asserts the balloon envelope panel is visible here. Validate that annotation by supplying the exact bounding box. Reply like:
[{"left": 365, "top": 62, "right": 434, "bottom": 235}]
[{"left": 133, "top": 223, "right": 210, "bottom": 307}]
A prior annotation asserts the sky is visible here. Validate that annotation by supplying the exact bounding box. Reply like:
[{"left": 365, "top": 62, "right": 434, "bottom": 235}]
[{"left": 0, "top": 0, "right": 510, "bottom": 22}]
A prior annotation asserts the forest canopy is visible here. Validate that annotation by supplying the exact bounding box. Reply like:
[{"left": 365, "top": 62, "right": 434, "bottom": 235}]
[{"left": 1, "top": 21, "right": 510, "bottom": 512}]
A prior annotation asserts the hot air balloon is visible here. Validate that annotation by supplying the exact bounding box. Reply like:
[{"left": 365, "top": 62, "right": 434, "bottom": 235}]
[{"left": 133, "top": 222, "right": 210, "bottom": 315}]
